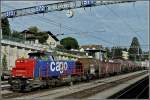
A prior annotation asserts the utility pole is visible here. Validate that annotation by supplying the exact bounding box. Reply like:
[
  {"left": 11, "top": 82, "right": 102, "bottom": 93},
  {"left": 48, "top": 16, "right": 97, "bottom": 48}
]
[
  {"left": 99, "top": 45, "right": 101, "bottom": 78},
  {"left": 0, "top": 25, "right": 2, "bottom": 99},
  {"left": 138, "top": 47, "right": 140, "bottom": 61}
]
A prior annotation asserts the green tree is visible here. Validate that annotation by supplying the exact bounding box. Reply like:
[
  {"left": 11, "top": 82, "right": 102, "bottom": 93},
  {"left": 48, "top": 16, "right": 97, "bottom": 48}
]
[
  {"left": 128, "top": 37, "right": 142, "bottom": 61},
  {"left": 2, "top": 54, "right": 8, "bottom": 71},
  {"left": 141, "top": 51, "right": 149, "bottom": 61},
  {"left": 60, "top": 37, "right": 79, "bottom": 50},
  {"left": 123, "top": 48, "right": 128, "bottom": 52},
  {"left": 12, "top": 30, "right": 24, "bottom": 42},
  {"left": 27, "top": 26, "right": 49, "bottom": 44},
  {"left": 111, "top": 47, "right": 123, "bottom": 59},
  {"left": 105, "top": 47, "right": 111, "bottom": 59},
  {"left": 1, "top": 17, "right": 11, "bottom": 36},
  {"left": 28, "top": 26, "right": 39, "bottom": 33},
  {"left": 36, "top": 32, "right": 49, "bottom": 44}
]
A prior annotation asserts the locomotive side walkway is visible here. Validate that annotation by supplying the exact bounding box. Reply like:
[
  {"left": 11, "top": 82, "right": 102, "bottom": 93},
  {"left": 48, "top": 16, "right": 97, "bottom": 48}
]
[{"left": 9, "top": 70, "right": 148, "bottom": 100}]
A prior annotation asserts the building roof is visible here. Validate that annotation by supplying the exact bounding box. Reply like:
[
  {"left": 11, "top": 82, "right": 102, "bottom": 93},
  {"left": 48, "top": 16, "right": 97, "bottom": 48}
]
[
  {"left": 21, "top": 30, "right": 36, "bottom": 39},
  {"left": 21, "top": 30, "right": 35, "bottom": 34},
  {"left": 21, "top": 30, "right": 59, "bottom": 41},
  {"left": 81, "top": 45, "right": 106, "bottom": 52},
  {"left": 46, "top": 31, "right": 59, "bottom": 41},
  {"left": 81, "top": 45, "right": 103, "bottom": 50}
]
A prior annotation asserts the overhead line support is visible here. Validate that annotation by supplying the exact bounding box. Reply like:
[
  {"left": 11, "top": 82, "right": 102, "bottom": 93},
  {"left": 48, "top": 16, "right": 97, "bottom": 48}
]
[{"left": 1, "top": 0, "right": 136, "bottom": 18}]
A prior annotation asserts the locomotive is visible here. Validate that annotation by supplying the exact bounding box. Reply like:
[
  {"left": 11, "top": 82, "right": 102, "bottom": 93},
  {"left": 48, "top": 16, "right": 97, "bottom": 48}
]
[
  {"left": 8, "top": 51, "right": 144, "bottom": 92},
  {"left": 9, "top": 51, "right": 84, "bottom": 91}
]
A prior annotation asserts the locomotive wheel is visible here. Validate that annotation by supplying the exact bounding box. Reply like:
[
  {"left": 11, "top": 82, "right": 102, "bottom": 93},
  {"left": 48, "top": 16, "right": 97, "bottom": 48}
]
[{"left": 25, "top": 85, "right": 34, "bottom": 92}]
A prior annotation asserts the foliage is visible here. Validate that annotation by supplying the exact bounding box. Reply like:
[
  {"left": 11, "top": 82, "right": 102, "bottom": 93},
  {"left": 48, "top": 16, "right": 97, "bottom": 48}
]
[
  {"left": 1, "top": 17, "right": 11, "bottom": 36},
  {"left": 12, "top": 30, "right": 24, "bottom": 39},
  {"left": 56, "top": 44, "right": 64, "bottom": 49},
  {"left": 111, "top": 47, "right": 123, "bottom": 59},
  {"left": 105, "top": 47, "right": 112, "bottom": 59},
  {"left": 2, "top": 54, "right": 8, "bottom": 71},
  {"left": 128, "top": 37, "right": 142, "bottom": 61},
  {"left": 28, "top": 26, "right": 39, "bottom": 33},
  {"left": 141, "top": 51, "right": 149, "bottom": 61},
  {"left": 106, "top": 47, "right": 128, "bottom": 59},
  {"left": 26, "top": 26, "right": 49, "bottom": 44},
  {"left": 60, "top": 37, "right": 79, "bottom": 50},
  {"left": 36, "top": 32, "right": 49, "bottom": 44}
]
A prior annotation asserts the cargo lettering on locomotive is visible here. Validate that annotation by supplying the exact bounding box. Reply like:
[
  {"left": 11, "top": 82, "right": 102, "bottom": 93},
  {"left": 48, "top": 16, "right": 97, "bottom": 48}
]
[{"left": 50, "top": 62, "right": 68, "bottom": 73}]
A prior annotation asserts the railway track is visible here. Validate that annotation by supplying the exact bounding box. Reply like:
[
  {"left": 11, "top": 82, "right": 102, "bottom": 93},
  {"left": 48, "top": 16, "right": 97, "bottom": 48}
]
[
  {"left": 1, "top": 81, "right": 8, "bottom": 85},
  {"left": 108, "top": 76, "right": 149, "bottom": 99},
  {"left": 2, "top": 84, "right": 68, "bottom": 99},
  {"left": 1, "top": 85, "right": 10, "bottom": 90},
  {"left": 1, "top": 81, "right": 10, "bottom": 91},
  {"left": 57, "top": 71, "right": 148, "bottom": 99},
  {"left": 2, "top": 70, "right": 148, "bottom": 99}
]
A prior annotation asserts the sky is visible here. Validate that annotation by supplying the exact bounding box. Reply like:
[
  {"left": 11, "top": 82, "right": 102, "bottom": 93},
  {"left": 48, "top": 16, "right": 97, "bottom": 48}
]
[{"left": 1, "top": 1, "right": 149, "bottom": 51}]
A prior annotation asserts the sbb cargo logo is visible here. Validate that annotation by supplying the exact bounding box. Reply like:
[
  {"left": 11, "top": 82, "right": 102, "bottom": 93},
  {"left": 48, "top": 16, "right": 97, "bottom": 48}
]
[{"left": 50, "top": 62, "right": 68, "bottom": 73}]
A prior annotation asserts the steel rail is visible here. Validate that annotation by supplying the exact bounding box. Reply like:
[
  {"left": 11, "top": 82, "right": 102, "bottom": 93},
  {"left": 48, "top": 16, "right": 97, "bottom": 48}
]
[
  {"left": 114, "top": 76, "right": 148, "bottom": 98},
  {"left": 136, "top": 84, "right": 149, "bottom": 98}
]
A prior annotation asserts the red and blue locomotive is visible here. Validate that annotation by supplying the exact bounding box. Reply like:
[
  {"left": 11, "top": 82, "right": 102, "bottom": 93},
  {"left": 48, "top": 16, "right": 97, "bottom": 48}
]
[{"left": 9, "top": 51, "right": 84, "bottom": 91}]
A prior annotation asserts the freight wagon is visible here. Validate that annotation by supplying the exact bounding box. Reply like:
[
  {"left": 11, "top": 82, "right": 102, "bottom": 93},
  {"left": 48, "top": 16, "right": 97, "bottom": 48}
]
[
  {"left": 78, "top": 58, "right": 121, "bottom": 78},
  {"left": 78, "top": 58, "right": 144, "bottom": 78}
]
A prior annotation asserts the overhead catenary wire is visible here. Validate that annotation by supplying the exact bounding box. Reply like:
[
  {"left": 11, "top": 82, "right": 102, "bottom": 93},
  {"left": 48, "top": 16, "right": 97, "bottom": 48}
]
[
  {"left": 32, "top": 15, "right": 115, "bottom": 45},
  {"left": 2, "top": 5, "right": 86, "bottom": 40},
  {"left": 3, "top": 2, "right": 148, "bottom": 47},
  {"left": 2, "top": 1, "right": 137, "bottom": 46},
  {"left": 1, "top": 6, "right": 101, "bottom": 43},
  {"left": 3, "top": 4, "right": 115, "bottom": 45},
  {"left": 104, "top": 4, "right": 144, "bottom": 43},
  {"left": 83, "top": 5, "right": 130, "bottom": 46},
  {"left": 133, "top": 2, "right": 143, "bottom": 29}
]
